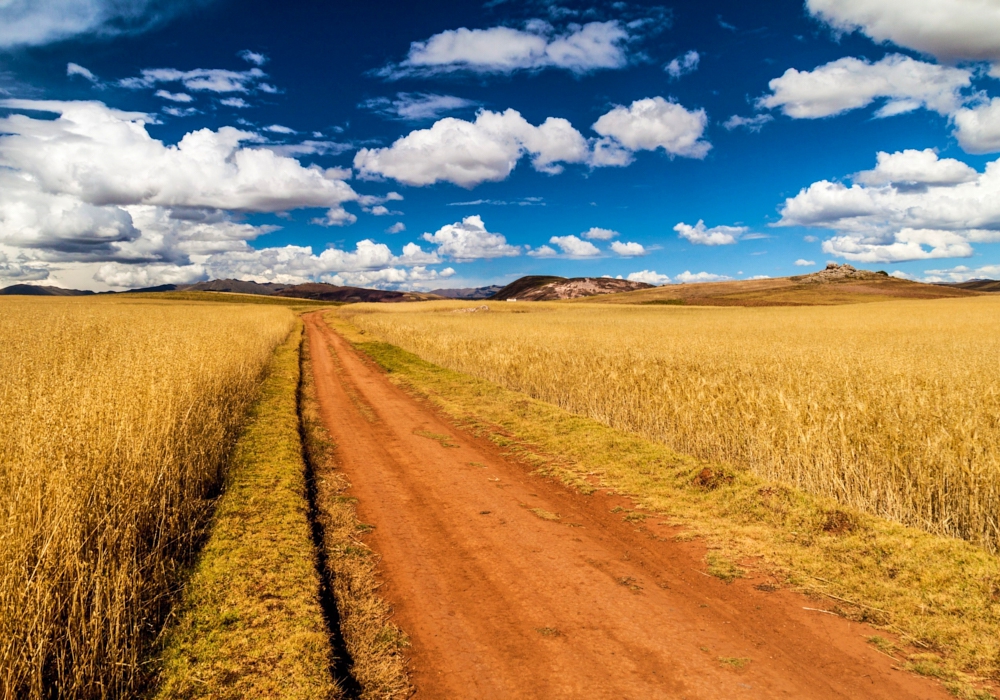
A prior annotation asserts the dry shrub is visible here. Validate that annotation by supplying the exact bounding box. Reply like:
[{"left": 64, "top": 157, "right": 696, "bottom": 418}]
[
  {"left": 344, "top": 297, "right": 1000, "bottom": 552},
  {"left": 0, "top": 297, "right": 293, "bottom": 699}
]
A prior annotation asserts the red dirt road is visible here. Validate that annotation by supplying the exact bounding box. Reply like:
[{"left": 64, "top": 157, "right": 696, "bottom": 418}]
[{"left": 305, "top": 313, "right": 951, "bottom": 699}]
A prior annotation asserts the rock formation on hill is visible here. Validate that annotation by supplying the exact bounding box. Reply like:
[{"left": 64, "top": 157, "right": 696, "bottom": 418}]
[
  {"left": 491, "top": 276, "right": 653, "bottom": 301},
  {"left": 796, "top": 263, "right": 889, "bottom": 284}
]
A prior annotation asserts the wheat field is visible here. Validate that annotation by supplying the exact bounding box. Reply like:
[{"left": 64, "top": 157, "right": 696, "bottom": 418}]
[
  {"left": 0, "top": 297, "right": 294, "bottom": 700},
  {"left": 345, "top": 297, "right": 1000, "bottom": 552}
]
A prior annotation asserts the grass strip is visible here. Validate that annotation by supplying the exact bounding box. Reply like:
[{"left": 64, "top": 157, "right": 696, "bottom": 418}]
[
  {"left": 300, "top": 323, "right": 412, "bottom": 699},
  {"left": 154, "top": 323, "right": 342, "bottom": 700},
  {"left": 326, "top": 311, "right": 1000, "bottom": 700}
]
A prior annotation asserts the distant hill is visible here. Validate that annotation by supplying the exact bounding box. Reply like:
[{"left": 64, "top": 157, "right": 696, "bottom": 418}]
[
  {"left": 0, "top": 284, "right": 94, "bottom": 296},
  {"left": 939, "top": 279, "right": 1000, "bottom": 292},
  {"left": 430, "top": 285, "right": 504, "bottom": 300},
  {"left": 185, "top": 279, "right": 286, "bottom": 295},
  {"left": 272, "top": 283, "right": 442, "bottom": 303},
  {"left": 579, "top": 264, "right": 979, "bottom": 307},
  {"left": 491, "top": 276, "right": 653, "bottom": 301}
]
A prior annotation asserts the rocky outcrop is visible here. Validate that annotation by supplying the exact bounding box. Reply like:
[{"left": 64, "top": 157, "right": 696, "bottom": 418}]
[{"left": 797, "top": 263, "right": 889, "bottom": 284}]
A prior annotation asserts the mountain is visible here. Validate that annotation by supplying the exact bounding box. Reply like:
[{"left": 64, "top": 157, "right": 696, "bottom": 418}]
[
  {"left": 581, "top": 264, "right": 979, "bottom": 307},
  {"left": 272, "top": 283, "right": 442, "bottom": 303},
  {"left": 0, "top": 284, "right": 94, "bottom": 296},
  {"left": 429, "top": 285, "right": 504, "bottom": 300},
  {"left": 491, "top": 276, "right": 653, "bottom": 301},
  {"left": 184, "top": 279, "right": 286, "bottom": 295},
  {"left": 939, "top": 279, "right": 1000, "bottom": 292}
]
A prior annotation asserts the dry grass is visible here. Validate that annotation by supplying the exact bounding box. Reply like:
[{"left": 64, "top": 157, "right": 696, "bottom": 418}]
[
  {"left": 0, "top": 297, "right": 294, "bottom": 700},
  {"left": 154, "top": 323, "right": 342, "bottom": 700},
  {"left": 343, "top": 297, "right": 1000, "bottom": 553},
  {"left": 299, "top": 331, "right": 412, "bottom": 700}
]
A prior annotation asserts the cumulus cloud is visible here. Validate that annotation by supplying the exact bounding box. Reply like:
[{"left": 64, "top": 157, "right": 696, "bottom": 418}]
[
  {"left": 627, "top": 270, "right": 670, "bottom": 285},
  {"left": 0, "top": 100, "right": 358, "bottom": 217},
  {"left": 674, "top": 220, "right": 747, "bottom": 246},
  {"left": 795, "top": 259, "right": 817, "bottom": 266},
  {"left": 722, "top": 114, "right": 773, "bottom": 132},
  {"left": 610, "top": 240, "right": 646, "bottom": 256},
  {"left": 385, "top": 222, "right": 406, "bottom": 234},
  {"left": 806, "top": 0, "right": 1000, "bottom": 68},
  {"left": 421, "top": 215, "right": 520, "bottom": 260},
  {"left": 581, "top": 227, "right": 618, "bottom": 240},
  {"left": 920, "top": 263, "right": 1000, "bottom": 283},
  {"left": 354, "top": 108, "right": 590, "bottom": 187},
  {"left": 675, "top": 270, "right": 731, "bottom": 283},
  {"left": 361, "top": 93, "right": 479, "bottom": 121},
  {"left": 0, "top": 250, "right": 50, "bottom": 281},
  {"left": 382, "top": 21, "right": 630, "bottom": 77},
  {"left": 219, "top": 97, "right": 249, "bottom": 108},
  {"left": 93, "top": 262, "right": 207, "bottom": 288},
  {"left": 665, "top": 50, "right": 700, "bottom": 80},
  {"left": 776, "top": 149, "right": 1000, "bottom": 262},
  {"left": 548, "top": 235, "right": 601, "bottom": 258},
  {"left": 758, "top": 54, "right": 970, "bottom": 119},
  {"left": 0, "top": 0, "right": 203, "bottom": 48},
  {"left": 952, "top": 98, "right": 1000, "bottom": 154},
  {"left": 592, "top": 97, "right": 711, "bottom": 160},
  {"left": 526, "top": 244, "right": 558, "bottom": 257}
]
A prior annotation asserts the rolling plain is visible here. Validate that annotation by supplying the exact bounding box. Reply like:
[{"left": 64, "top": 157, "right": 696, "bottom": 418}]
[{"left": 2, "top": 274, "right": 999, "bottom": 699}]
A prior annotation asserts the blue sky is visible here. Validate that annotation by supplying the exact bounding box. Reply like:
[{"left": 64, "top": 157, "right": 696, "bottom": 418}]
[{"left": 2, "top": 0, "right": 1000, "bottom": 290}]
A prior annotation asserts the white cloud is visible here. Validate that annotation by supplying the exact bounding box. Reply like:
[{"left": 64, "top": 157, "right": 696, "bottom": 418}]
[
  {"left": 920, "top": 263, "right": 1000, "bottom": 283},
  {"left": 807, "top": 0, "right": 1000, "bottom": 66},
  {"left": 854, "top": 148, "right": 978, "bottom": 186},
  {"left": 163, "top": 106, "right": 199, "bottom": 118},
  {"left": 121, "top": 67, "right": 266, "bottom": 93},
  {"left": 362, "top": 93, "right": 479, "bottom": 121},
  {"left": 674, "top": 220, "right": 747, "bottom": 246},
  {"left": 238, "top": 50, "right": 268, "bottom": 66},
  {"left": 67, "top": 63, "right": 98, "bottom": 82},
  {"left": 0, "top": 250, "right": 50, "bottom": 281},
  {"left": 722, "top": 114, "right": 773, "bottom": 132},
  {"left": 0, "top": 0, "right": 198, "bottom": 48},
  {"left": 581, "top": 226, "right": 618, "bottom": 240},
  {"left": 610, "top": 240, "right": 646, "bottom": 256},
  {"left": 354, "top": 108, "right": 590, "bottom": 187},
  {"left": 219, "top": 97, "right": 249, "bottom": 108},
  {"left": 777, "top": 149, "right": 1000, "bottom": 262},
  {"left": 795, "top": 259, "right": 817, "bottom": 266},
  {"left": 952, "top": 98, "right": 1000, "bottom": 154},
  {"left": 264, "top": 140, "right": 352, "bottom": 158},
  {"left": 549, "top": 235, "right": 601, "bottom": 258},
  {"left": 264, "top": 124, "right": 296, "bottom": 134},
  {"left": 665, "top": 50, "right": 700, "bottom": 80},
  {"left": 0, "top": 100, "right": 358, "bottom": 216},
  {"left": 627, "top": 269, "right": 670, "bottom": 285},
  {"left": 93, "top": 262, "right": 207, "bottom": 288},
  {"left": 526, "top": 244, "right": 558, "bottom": 257},
  {"left": 421, "top": 215, "right": 520, "bottom": 260},
  {"left": 155, "top": 90, "right": 194, "bottom": 103},
  {"left": 385, "top": 21, "right": 629, "bottom": 77},
  {"left": 675, "top": 270, "right": 731, "bottom": 283},
  {"left": 758, "top": 54, "right": 970, "bottom": 119},
  {"left": 592, "top": 97, "right": 711, "bottom": 160},
  {"left": 385, "top": 222, "right": 406, "bottom": 234}
]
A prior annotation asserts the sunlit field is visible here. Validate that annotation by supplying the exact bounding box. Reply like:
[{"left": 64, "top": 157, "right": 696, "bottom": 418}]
[
  {"left": 0, "top": 298, "right": 294, "bottom": 700},
  {"left": 345, "top": 297, "right": 1000, "bottom": 553}
]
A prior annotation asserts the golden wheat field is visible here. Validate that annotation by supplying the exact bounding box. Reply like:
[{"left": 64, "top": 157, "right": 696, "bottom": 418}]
[
  {"left": 0, "top": 297, "right": 294, "bottom": 700},
  {"left": 345, "top": 296, "right": 1000, "bottom": 553}
]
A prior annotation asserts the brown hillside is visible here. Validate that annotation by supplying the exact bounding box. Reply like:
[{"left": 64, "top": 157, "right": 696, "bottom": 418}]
[
  {"left": 578, "top": 264, "right": 978, "bottom": 307},
  {"left": 495, "top": 276, "right": 653, "bottom": 301},
  {"left": 273, "top": 283, "right": 441, "bottom": 303}
]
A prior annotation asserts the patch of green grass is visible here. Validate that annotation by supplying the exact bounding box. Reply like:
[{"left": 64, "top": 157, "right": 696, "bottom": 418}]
[
  {"left": 154, "top": 323, "right": 341, "bottom": 700},
  {"left": 412, "top": 428, "right": 460, "bottom": 448},
  {"left": 325, "top": 311, "right": 1000, "bottom": 698},
  {"left": 718, "top": 657, "right": 751, "bottom": 670},
  {"left": 529, "top": 507, "right": 561, "bottom": 522},
  {"left": 641, "top": 298, "right": 686, "bottom": 306}
]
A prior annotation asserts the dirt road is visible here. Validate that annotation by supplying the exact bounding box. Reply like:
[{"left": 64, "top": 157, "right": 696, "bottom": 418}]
[{"left": 304, "top": 313, "right": 951, "bottom": 699}]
